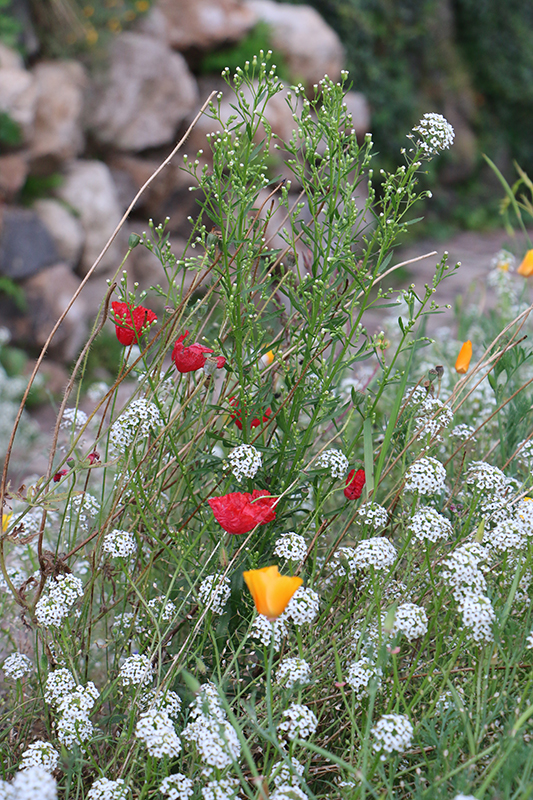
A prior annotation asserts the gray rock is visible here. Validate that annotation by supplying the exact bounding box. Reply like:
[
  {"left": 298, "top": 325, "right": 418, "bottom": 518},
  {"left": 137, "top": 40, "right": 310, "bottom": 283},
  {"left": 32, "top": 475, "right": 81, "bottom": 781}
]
[
  {"left": 89, "top": 32, "right": 198, "bottom": 152},
  {"left": 30, "top": 61, "right": 87, "bottom": 163},
  {"left": 23, "top": 262, "right": 88, "bottom": 362},
  {"left": 245, "top": 0, "right": 344, "bottom": 89},
  {"left": 0, "top": 153, "right": 29, "bottom": 201},
  {"left": 141, "top": 0, "right": 257, "bottom": 51},
  {"left": 33, "top": 199, "right": 85, "bottom": 268},
  {"left": 0, "top": 207, "right": 59, "bottom": 279},
  {"left": 56, "top": 160, "right": 124, "bottom": 274},
  {"left": 0, "top": 63, "right": 36, "bottom": 143}
]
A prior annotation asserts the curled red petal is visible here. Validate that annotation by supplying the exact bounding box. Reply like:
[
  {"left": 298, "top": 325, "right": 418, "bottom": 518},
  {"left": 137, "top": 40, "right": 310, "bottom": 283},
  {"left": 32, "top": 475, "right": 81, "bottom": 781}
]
[{"left": 208, "top": 490, "right": 277, "bottom": 534}]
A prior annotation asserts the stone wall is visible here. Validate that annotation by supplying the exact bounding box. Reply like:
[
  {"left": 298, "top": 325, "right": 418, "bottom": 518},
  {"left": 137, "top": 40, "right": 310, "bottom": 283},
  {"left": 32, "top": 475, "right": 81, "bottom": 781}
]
[{"left": 0, "top": 0, "right": 369, "bottom": 362}]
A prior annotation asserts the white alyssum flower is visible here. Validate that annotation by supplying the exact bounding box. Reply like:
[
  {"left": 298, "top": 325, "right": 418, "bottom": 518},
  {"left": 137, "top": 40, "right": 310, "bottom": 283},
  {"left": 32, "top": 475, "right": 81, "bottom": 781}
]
[
  {"left": 404, "top": 457, "right": 446, "bottom": 495},
  {"left": 249, "top": 614, "right": 289, "bottom": 650},
  {"left": 285, "top": 587, "right": 320, "bottom": 625},
  {"left": 140, "top": 689, "right": 182, "bottom": 719},
  {"left": 465, "top": 461, "right": 510, "bottom": 496},
  {"left": 314, "top": 449, "right": 349, "bottom": 479},
  {"left": 526, "top": 629, "right": 533, "bottom": 649},
  {"left": 460, "top": 592, "right": 495, "bottom": 643},
  {"left": 227, "top": 444, "right": 262, "bottom": 482},
  {"left": 451, "top": 424, "right": 475, "bottom": 441},
  {"left": 110, "top": 399, "right": 163, "bottom": 453},
  {"left": 198, "top": 574, "right": 231, "bottom": 614},
  {"left": 514, "top": 439, "right": 533, "bottom": 463},
  {"left": 271, "top": 757, "right": 305, "bottom": 788},
  {"left": 442, "top": 543, "right": 489, "bottom": 602},
  {"left": 351, "top": 537, "right": 397, "bottom": 570},
  {"left": 201, "top": 777, "right": 240, "bottom": 800},
  {"left": 119, "top": 654, "right": 153, "bottom": 687},
  {"left": 159, "top": 774, "right": 194, "bottom": 800},
  {"left": 189, "top": 681, "right": 226, "bottom": 723},
  {"left": 357, "top": 502, "right": 388, "bottom": 529},
  {"left": 371, "top": 713, "right": 414, "bottom": 758},
  {"left": 277, "top": 704, "right": 318, "bottom": 740},
  {"left": 102, "top": 529, "right": 137, "bottom": 558},
  {"left": 55, "top": 682, "right": 99, "bottom": 747},
  {"left": 451, "top": 795, "right": 478, "bottom": 800},
  {"left": 146, "top": 596, "right": 176, "bottom": 623},
  {"left": 276, "top": 657, "right": 312, "bottom": 689},
  {"left": 35, "top": 574, "right": 84, "bottom": 629},
  {"left": 413, "top": 395, "right": 454, "bottom": 441},
  {"left": 483, "top": 519, "right": 524, "bottom": 551},
  {"left": 183, "top": 716, "right": 240, "bottom": 769},
  {"left": 44, "top": 668, "right": 76, "bottom": 706},
  {"left": 346, "top": 657, "right": 382, "bottom": 698},
  {"left": 9, "top": 767, "right": 57, "bottom": 799},
  {"left": 274, "top": 531, "right": 307, "bottom": 561},
  {"left": 515, "top": 499, "right": 533, "bottom": 533},
  {"left": 135, "top": 709, "right": 181, "bottom": 758},
  {"left": 270, "top": 786, "right": 309, "bottom": 800},
  {"left": 408, "top": 506, "right": 453, "bottom": 543},
  {"left": 87, "top": 778, "right": 131, "bottom": 799},
  {"left": 392, "top": 603, "right": 428, "bottom": 641},
  {"left": 65, "top": 492, "right": 100, "bottom": 531},
  {"left": 3, "top": 653, "right": 32, "bottom": 680},
  {"left": 410, "top": 112, "right": 455, "bottom": 156},
  {"left": 60, "top": 407, "right": 88, "bottom": 432},
  {"left": 19, "top": 741, "right": 59, "bottom": 773}
]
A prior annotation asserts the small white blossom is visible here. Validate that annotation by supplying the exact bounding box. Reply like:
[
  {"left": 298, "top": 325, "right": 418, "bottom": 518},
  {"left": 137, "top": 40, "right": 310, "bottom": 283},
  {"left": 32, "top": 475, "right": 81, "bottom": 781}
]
[
  {"left": 271, "top": 757, "right": 305, "bottom": 788},
  {"left": 483, "top": 519, "right": 524, "bottom": 551},
  {"left": 11, "top": 767, "right": 57, "bottom": 799},
  {"left": 159, "top": 774, "right": 194, "bottom": 800},
  {"left": 277, "top": 704, "right": 318, "bottom": 740},
  {"left": 451, "top": 424, "right": 475, "bottom": 441},
  {"left": 102, "top": 529, "right": 137, "bottom": 559},
  {"left": 466, "top": 461, "right": 510, "bottom": 496},
  {"left": 198, "top": 574, "right": 231, "bottom": 614},
  {"left": 139, "top": 689, "right": 182, "bottom": 719},
  {"left": 371, "top": 713, "right": 413, "bottom": 758},
  {"left": 276, "top": 657, "right": 312, "bottom": 689},
  {"left": 19, "top": 741, "right": 59, "bottom": 773},
  {"left": 147, "top": 596, "right": 176, "bottom": 623},
  {"left": 411, "top": 112, "right": 454, "bottom": 156},
  {"left": 270, "top": 786, "right": 309, "bottom": 800},
  {"left": 60, "top": 407, "right": 88, "bottom": 432},
  {"left": 526, "top": 629, "right": 533, "bottom": 649},
  {"left": 249, "top": 614, "right": 289, "bottom": 650},
  {"left": 65, "top": 492, "right": 100, "bottom": 532},
  {"left": 404, "top": 457, "right": 446, "bottom": 495},
  {"left": 315, "top": 449, "right": 349, "bottom": 479},
  {"left": 408, "top": 506, "right": 453, "bottom": 543},
  {"left": 135, "top": 709, "right": 181, "bottom": 758},
  {"left": 119, "top": 654, "right": 153, "bottom": 687},
  {"left": 460, "top": 592, "right": 495, "bottom": 643},
  {"left": 182, "top": 717, "right": 240, "bottom": 768},
  {"left": 3, "top": 653, "right": 32, "bottom": 680},
  {"left": 392, "top": 603, "right": 428, "bottom": 641},
  {"left": 189, "top": 682, "right": 226, "bottom": 723},
  {"left": 227, "top": 444, "right": 262, "bottom": 482},
  {"left": 110, "top": 399, "right": 163, "bottom": 453},
  {"left": 87, "top": 778, "right": 131, "bottom": 800},
  {"left": 413, "top": 395, "right": 453, "bottom": 441},
  {"left": 357, "top": 502, "right": 388, "bottom": 529},
  {"left": 201, "top": 777, "right": 240, "bottom": 800},
  {"left": 44, "top": 669, "right": 77, "bottom": 706},
  {"left": 285, "top": 587, "right": 320, "bottom": 625},
  {"left": 274, "top": 532, "right": 307, "bottom": 562},
  {"left": 351, "top": 538, "right": 397, "bottom": 570},
  {"left": 515, "top": 439, "right": 533, "bottom": 463},
  {"left": 442, "top": 543, "right": 489, "bottom": 602},
  {"left": 35, "top": 575, "right": 84, "bottom": 629},
  {"left": 346, "top": 657, "right": 382, "bottom": 698}
]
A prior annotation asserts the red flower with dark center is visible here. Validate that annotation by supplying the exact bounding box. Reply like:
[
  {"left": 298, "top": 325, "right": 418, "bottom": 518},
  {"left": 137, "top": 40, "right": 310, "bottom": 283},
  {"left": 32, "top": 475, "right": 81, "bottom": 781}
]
[
  {"left": 53, "top": 469, "right": 68, "bottom": 483},
  {"left": 228, "top": 397, "right": 272, "bottom": 431},
  {"left": 111, "top": 301, "right": 157, "bottom": 346},
  {"left": 344, "top": 468, "right": 365, "bottom": 500},
  {"left": 208, "top": 490, "right": 277, "bottom": 534},
  {"left": 172, "top": 331, "right": 226, "bottom": 373}
]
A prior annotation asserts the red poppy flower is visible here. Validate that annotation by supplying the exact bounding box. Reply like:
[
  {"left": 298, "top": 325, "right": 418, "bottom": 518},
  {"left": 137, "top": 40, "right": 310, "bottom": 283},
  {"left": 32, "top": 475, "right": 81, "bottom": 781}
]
[
  {"left": 87, "top": 451, "right": 100, "bottom": 465},
  {"left": 172, "top": 331, "right": 226, "bottom": 373},
  {"left": 208, "top": 489, "right": 277, "bottom": 534},
  {"left": 228, "top": 397, "right": 272, "bottom": 431},
  {"left": 344, "top": 468, "right": 365, "bottom": 500},
  {"left": 111, "top": 301, "right": 157, "bottom": 346},
  {"left": 53, "top": 468, "right": 68, "bottom": 483}
]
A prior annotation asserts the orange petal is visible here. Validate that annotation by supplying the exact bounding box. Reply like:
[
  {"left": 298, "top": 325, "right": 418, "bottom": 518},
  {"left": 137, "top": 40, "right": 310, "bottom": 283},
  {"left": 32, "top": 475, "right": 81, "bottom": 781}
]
[
  {"left": 265, "top": 575, "right": 303, "bottom": 618},
  {"left": 518, "top": 249, "right": 533, "bottom": 277},
  {"left": 455, "top": 340, "right": 472, "bottom": 374},
  {"left": 243, "top": 566, "right": 279, "bottom": 616}
]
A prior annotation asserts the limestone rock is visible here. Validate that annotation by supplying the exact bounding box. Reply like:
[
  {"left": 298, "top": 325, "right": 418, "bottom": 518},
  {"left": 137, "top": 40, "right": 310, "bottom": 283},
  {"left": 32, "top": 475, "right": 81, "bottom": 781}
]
[
  {"left": 245, "top": 0, "right": 344, "bottom": 88},
  {"left": 0, "top": 206, "right": 58, "bottom": 279},
  {"left": 0, "top": 153, "right": 29, "bottom": 201},
  {"left": 141, "top": 0, "right": 256, "bottom": 51},
  {"left": 0, "top": 62, "right": 36, "bottom": 143},
  {"left": 23, "top": 263, "right": 88, "bottom": 362},
  {"left": 56, "top": 160, "right": 123, "bottom": 274},
  {"left": 89, "top": 32, "right": 198, "bottom": 152},
  {"left": 30, "top": 61, "right": 87, "bottom": 163},
  {"left": 33, "top": 199, "right": 85, "bottom": 268}
]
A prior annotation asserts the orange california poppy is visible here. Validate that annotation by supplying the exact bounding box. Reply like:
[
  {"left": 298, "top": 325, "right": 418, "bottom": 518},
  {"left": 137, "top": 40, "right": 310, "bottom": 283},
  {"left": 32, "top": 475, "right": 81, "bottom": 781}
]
[
  {"left": 455, "top": 340, "right": 472, "bottom": 374},
  {"left": 518, "top": 250, "right": 533, "bottom": 277},
  {"left": 243, "top": 566, "right": 303, "bottom": 620}
]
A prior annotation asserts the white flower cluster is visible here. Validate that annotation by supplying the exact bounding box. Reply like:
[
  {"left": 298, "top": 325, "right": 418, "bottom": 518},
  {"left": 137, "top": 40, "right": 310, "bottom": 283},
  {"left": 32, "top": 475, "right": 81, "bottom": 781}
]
[
  {"left": 483, "top": 519, "right": 524, "bottom": 552},
  {"left": 249, "top": 614, "right": 288, "bottom": 650},
  {"left": 65, "top": 492, "right": 100, "bottom": 532},
  {"left": 44, "top": 668, "right": 77, "bottom": 705},
  {"left": 526, "top": 629, "right": 533, "bottom": 649},
  {"left": 119, "top": 654, "right": 153, "bottom": 687},
  {"left": 159, "top": 774, "right": 194, "bottom": 800},
  {"left": 515, "top": 439, "right": 533, "bottom": 463},
  {"left": 442, "top": 543, "right": 489, "bottom": 602},
  {"left": 412, "top": 395, "right": 454, "bottom": 441},
  {"left": 274, "top": 531, "right": 307, "bottom": 561},
  {"left": 3, "top": 653, "right": 32, "bottom": 680},
  {"left": 277, "top": 703, "right": 318, "bottom": 740},
  {"left": 465, "top": 461, "right": 509, "bottom": 496},
  {"left": 392, "top": 603, "right": 428, "bottom": 641},
  {"left": 351, "top": 537, "right": 397, "bottom": 571},
  {"left": 516, "top": 499, "right": 533, "bottom": 533},
  {"left": 182, "top": 682, "right": 241, "bottom": 769},
  {"left": 404, "top": 457, "right": 446, "bottom": 495},
  {"left": 460, "top": 592, "right": 495, "bottom": 643},
  {"left": 55, "top": 682, "right": 100, "bottom": 747},
  {"left": 270, "top": 786, "right": 308, "bottom": 800},
  {"left": 346, "top": 657, "right": 382, "bottom": 698},
  {"left": 201, "top": 777, "right": 239, "bottom": 800},
  {"left": 60, "top": 407, "right": 88, "bottom": 432},
  {"left": 408, "top": 506, "right": 452, "bottom": 543},
  {"left": 198, "top": 574, "right": 231, "bottom": 614},
  {"left": 139, "top": 688, "right": 182, "bottom": 719},
  {"left": 357, "top": 502, "right": 388, "bottom": 529},
  {"left": 19, "top": 741, "right": 59, "bottom": 773},
  {"left": 102, "top": 529, "right": 137, "bottom": 559},
  {"left": 87, "top": 778, "right": 131, "bottom": 800},
  {"left": 314, "top": 449, "right": 349, "bottom": 479},
  {"left": 0, "top": 767, "right": 57, "bottom": 799},
  {"left": 271, "top": 757, "right": 305, "bottom": 789},
  {"left": 110, "top": 398, "right": 163, "bottom": 453},
  {"left": 147, "top": 596, "right": 176, "bottom": 623},
  {"left": 35, "top": 574, "right": 84, "bottom": 629},
  {"left": 410, "top": 112, "right": 455, "bottom": 156},
  {"left": 276, "top": 657, "right": 312, "bottom": 689},
  {"left": 227, "top": 444, "right": 262, "bottom": 482},
  {"left": 135, "top": 709, "right": 182, "bottom": 757},
  {"left": 371, "top": 713, "right": 414, "bottom": 759},
  {"left": 451, "top": 423, "right": 475, "bottom": 441},
  {"left": 285, "top": 586, "right": 320, "bottom": 625}
]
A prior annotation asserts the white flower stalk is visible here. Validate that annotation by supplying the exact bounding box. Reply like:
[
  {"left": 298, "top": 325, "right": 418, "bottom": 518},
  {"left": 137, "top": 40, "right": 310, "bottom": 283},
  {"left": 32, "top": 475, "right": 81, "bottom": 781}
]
[
  {"left": 276, "top": 657, "right": 312, "bottom": 689},
  {"left": 274, "top": 531, "right": 307, "bottom": 561},
  {"left": 102, "top": 529, "right": 137, "bottom": 558},
  {"left": 3, "top": 653, "right": 32, "bottom": 680},
  {"left": 198, "top": 574, "right": 231, "bottom": 614},
  {"left": 404, "top": 457, "right": 446, "bottom": 495}
]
